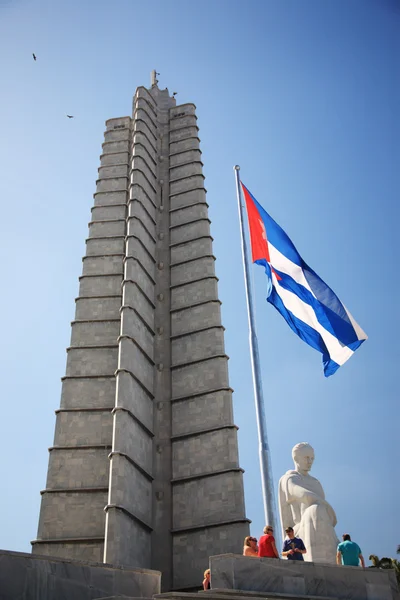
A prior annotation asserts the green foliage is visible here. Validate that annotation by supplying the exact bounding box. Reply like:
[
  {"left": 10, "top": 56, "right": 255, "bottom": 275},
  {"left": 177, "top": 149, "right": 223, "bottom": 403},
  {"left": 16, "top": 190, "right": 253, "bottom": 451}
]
[{"left": 369, "top": 554, "right": 400, "bottom": 586}]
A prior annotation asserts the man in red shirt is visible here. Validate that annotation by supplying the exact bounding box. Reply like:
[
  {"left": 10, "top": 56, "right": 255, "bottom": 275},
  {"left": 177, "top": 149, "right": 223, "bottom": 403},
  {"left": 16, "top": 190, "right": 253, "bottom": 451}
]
[{"left": 258, "top": 525, "right": 279, "bottom": 558}]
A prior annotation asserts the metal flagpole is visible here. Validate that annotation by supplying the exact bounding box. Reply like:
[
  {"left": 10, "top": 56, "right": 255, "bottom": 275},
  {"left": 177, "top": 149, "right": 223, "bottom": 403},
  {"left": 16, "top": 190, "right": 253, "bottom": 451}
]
[{"left": 234, "top": 165, "right": 279, "bottom": 535}]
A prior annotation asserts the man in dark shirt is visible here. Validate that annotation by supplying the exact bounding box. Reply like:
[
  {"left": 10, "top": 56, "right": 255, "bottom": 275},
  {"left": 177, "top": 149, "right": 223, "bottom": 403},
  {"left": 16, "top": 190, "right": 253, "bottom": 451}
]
[{"left": 282, "top": 526, "right": 307, "bottom": 561}]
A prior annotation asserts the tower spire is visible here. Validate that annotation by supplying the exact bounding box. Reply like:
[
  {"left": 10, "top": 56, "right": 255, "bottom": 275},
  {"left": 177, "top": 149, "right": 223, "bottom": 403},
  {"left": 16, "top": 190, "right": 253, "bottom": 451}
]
[{"left": 151, "top": 69, "right": 159, "bottom": 86}]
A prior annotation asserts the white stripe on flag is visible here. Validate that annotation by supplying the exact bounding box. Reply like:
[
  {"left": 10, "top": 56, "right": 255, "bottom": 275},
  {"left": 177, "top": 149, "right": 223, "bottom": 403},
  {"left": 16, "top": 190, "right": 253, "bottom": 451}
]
[
  {"left": 343, "top": 305, "right": 368, "bottom": 341},
  {"left": 269, "top": 244, "right": 315, "bottom": 296},
  {"left": 272, "top": 273, "right": 354, "bottom": 366},
  {"left": 270, "top": 243, "right": 367, "bottom": 345}
]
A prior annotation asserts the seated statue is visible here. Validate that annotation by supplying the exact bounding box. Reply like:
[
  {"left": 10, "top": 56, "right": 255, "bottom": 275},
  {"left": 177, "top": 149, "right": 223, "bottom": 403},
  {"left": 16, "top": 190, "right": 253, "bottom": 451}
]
[{"left": 278, "top": 442, "right": 339, "bottom": 564}]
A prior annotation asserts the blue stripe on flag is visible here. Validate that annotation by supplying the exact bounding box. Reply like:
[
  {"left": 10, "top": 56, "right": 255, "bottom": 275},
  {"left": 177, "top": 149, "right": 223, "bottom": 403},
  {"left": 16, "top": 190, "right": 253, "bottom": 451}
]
[
  {"left": 302, "top": 263, "right": 354, "bottom": 327},
  {"left": 255, "top": 258, "right": 273, "bottom": 297},
  {"left": 267, "top": 287, "right": 341, "bottom": 377},
  {"left": 273, "top": 268, "right": 359, "bottom": 346}
]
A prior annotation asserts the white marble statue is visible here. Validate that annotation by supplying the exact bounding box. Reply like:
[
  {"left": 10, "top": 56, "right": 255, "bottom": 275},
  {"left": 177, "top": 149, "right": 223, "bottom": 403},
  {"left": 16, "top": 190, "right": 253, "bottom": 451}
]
[{"left": 278, "top": 442, "right": 339, "bottom": 564}]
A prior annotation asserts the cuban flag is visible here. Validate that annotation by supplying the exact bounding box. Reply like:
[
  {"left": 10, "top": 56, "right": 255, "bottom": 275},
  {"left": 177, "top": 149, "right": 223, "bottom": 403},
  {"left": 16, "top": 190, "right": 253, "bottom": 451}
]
[{"left": 241, "top": 183, "right": 367, "bottom": 377}]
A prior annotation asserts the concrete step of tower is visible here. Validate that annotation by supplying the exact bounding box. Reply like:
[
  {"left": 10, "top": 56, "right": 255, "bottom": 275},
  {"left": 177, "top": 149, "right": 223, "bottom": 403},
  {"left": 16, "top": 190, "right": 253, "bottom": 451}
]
[
  {"left": 201, "top": 590, "right": 336, "bottom": 600},
  {"left": 94, "top": 597, "right": 153, "bottom": 600},
  {"left": 155, "top": 591, "right": 336, "bottom": 600}
]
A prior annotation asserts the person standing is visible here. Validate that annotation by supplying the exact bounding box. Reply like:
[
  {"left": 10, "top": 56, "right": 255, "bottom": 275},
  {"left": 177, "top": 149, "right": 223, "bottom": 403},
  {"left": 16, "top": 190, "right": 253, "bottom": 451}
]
[
  {"left": 336, "top": 534, "right": 365, "bottom": 567},
  {"left": 243, "top": 536, "right": 258, "bottom": 557},
  {"left": 282, "top": 526, "right": 307, "bottom": 560},
  {"left": 258, "top": 525, "right": 279, "bottom": 558}
]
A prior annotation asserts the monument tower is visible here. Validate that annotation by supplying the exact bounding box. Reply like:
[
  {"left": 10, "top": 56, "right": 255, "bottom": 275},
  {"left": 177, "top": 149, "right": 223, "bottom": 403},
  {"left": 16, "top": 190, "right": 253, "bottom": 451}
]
[{"left": 32, "top": 73, "right": 249, "bottom": 590}]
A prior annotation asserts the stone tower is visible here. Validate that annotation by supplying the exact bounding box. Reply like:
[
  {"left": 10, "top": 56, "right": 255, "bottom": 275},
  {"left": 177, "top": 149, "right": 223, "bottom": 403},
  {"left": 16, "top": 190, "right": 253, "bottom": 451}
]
[{"left": 32, "top": 75, "right": 250, "bottom": 591}]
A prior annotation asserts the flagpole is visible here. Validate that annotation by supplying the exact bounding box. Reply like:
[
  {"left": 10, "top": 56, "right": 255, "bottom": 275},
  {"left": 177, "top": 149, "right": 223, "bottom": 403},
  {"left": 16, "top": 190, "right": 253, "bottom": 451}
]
[{"left": 234, "top": 165, "right": 278, "bottom": 536}]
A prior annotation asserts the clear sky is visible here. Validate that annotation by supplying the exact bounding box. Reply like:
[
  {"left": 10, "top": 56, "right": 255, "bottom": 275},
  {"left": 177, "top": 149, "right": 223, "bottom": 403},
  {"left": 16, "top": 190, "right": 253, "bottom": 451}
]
[{"left": 0, "top": 0, "right": 398, "bottom": 565}]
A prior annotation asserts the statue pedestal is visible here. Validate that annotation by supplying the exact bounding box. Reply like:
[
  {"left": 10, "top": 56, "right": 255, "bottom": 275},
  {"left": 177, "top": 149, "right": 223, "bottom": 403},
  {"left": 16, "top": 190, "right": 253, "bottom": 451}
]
[
  {"left": 208, "top": 554, "right": 399, "bottom": 600},
  {"left": 0, "top": 549, "right": 160, "bottom": 600}
]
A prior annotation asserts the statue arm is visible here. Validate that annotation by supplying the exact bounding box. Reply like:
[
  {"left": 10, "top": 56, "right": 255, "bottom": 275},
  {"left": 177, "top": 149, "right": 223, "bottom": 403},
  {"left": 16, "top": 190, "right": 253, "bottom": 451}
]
[
  {"left": 287, "top": 479, "right": 323, "bottom": 504},
  {"left": 327, "top": 503, "right": 337, "bottom": 527},
  {"left": 278, "top": 476, "right": 295, "bottom": 533},
  {"left": 287, "top": 479, "right": 337, "bottom": 526}
]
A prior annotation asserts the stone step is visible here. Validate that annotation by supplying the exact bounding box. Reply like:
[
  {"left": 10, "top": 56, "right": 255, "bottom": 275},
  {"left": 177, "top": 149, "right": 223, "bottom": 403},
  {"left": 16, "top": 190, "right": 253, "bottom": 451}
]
[
  {"left": 201, "top": 589, "right": 337, "bottom": 600},
  {"left": 156, "top": 591, "right": 336, "bottom": 600},
  {"left": 95, "top": 597, "right": 153, "bottom": 600}
]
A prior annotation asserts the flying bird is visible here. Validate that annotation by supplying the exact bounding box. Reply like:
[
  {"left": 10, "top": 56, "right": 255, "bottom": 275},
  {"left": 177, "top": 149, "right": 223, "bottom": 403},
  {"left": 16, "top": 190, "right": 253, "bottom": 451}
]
[
  {"left": 66, "top": 115, "right": 74, "bottom": 119},
  {"left": 32, "top": 53, "right": 37, "bottom": 61},
  {"left": 172, "top": 92, "right": 178, "bottom": 96}
]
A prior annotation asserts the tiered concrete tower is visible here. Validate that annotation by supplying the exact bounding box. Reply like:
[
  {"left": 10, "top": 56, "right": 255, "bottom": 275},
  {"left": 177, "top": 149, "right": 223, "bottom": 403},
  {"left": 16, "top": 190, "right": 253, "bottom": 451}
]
[{"left": 32, "top": 75, "right": 250, "bottom": 590}]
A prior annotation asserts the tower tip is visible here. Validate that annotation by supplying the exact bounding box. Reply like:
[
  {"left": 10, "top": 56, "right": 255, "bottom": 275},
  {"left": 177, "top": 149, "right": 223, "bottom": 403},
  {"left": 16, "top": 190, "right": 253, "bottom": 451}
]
[{"left": 151, "top": 70, "right": 159, "bottom": 87}]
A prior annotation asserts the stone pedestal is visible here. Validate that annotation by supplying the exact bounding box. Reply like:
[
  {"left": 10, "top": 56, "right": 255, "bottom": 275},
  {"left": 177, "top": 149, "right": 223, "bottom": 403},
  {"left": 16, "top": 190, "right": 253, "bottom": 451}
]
[
  {"left": 209, "top": 554, "right": 400, "bottom": 600},
  {"left": 0, "top": 549, "right": 160, "bottom": 600}
]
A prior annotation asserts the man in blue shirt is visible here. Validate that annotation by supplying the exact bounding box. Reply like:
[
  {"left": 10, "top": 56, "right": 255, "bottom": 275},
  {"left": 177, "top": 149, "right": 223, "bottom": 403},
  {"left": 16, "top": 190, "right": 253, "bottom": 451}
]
[
  {"left": 336, "top": 533, "right": 365, "bottom": 567},
  {"left": 282, "top": 526, "right": 307, "bottom": 560}
]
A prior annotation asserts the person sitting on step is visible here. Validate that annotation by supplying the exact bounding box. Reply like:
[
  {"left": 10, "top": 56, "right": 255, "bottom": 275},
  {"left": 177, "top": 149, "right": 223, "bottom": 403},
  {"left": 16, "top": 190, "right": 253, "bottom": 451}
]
[{"left": 202, "top": 568, "right": 211, "bottom": 590}]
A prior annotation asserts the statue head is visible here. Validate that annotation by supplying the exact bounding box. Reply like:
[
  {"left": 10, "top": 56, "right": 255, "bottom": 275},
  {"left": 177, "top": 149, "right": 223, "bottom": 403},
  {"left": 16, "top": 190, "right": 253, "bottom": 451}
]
[{"left": 292, "top": 442, "right": 314, "bottom": 474}]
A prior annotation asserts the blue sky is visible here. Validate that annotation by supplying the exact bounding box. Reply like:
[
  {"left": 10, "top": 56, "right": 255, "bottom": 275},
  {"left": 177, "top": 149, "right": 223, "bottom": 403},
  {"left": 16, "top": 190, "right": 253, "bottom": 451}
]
[{"left": 0, "top": 0, "right": 398, "bottom": 565}]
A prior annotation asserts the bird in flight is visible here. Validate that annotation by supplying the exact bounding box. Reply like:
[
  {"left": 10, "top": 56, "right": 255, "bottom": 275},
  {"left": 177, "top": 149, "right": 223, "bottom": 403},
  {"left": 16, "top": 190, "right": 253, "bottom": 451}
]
[
  {"left": 32, "top": 53, "right": 37, "bottom": 61},
  {"left": 172, "top": 92, "right": 178, "bottom": 96},
  {"left": 66, "top": 115, "right": 74, "bottom": 119}
]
